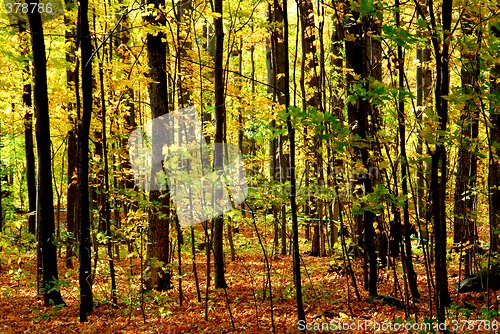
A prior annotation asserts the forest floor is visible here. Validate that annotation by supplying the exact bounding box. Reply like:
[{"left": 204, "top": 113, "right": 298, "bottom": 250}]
[{"left": 0, "top": 220, "right": 499, "bottom": 333}]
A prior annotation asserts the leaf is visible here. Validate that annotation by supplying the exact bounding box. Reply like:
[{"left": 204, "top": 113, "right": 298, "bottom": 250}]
[{"left": 339, "top": 312, "right": 349, "bottom": 319}]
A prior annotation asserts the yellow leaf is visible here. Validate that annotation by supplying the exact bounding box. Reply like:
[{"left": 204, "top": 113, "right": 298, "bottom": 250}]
[{"left": 339, "top": 312, "right": 349, "bottom": 319}]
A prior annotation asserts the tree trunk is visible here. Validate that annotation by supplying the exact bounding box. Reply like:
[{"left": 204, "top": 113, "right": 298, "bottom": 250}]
[
  {"left": 78, "top": 0, "right": 94, "bottom": 321},
  {"left": 298, "top": 0, "right": 322, "bottom": 257},
  {"left": 328, "top": 21, "right": 344, "bottom": 254},
  {"left": 416, "top": 2, "right": 431, "bottom": 244},
  {"left": 144, "top": 0, "right": 172, "bottom": 292},
  {"left": 19, "top": 23, "right": 36, "bottom": 235},
  {"left": 115, "top": 0, "right": 136, "bottom": 262},
  {"left": 344, "top": 8, "right": 378, "bottom": 297},
  {"left": 267, "top": 0, "right": 286, "bottom": 252},
  {"left": 453, "top": 11, "right": 479, "bottom": 276},
  {"left": 283, "top": 0, "right": 305, "bottom": 323},
  {"left": 26, "top": 1, "right": 66, "bottom": 307},
  {"left": 213, "top": 0, "right": 227, "bottom": 289},
  {"left": 396, "top": 0, "right": 420, "bottom": 301},
  {"left": 344, "top": 5, "right": 365, "bottom": 255},
  {"left": 99, "top": 64, "right": 117, "bottom": 304},
  {"left": 489, "top": 65, "right": 500, "bottom": 254},
  {"left": 63, "top": 2, "right": 78, "bottom": 256},
  {"left": 428, "top": 0, "right": 452, "bottom": 320}
]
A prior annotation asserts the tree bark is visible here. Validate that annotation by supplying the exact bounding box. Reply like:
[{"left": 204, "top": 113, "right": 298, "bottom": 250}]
[
  {"left": 18, "top": 23, "right": 36, "bottom": 236},
  {"left": 78, "top": 0, "right": 94, "bottom": 321},
  {"left": 283, "top": 0, "right": 305, "bottom": 323},
  {"left": 453, "top": 11, "right": 479, "bottom": 276},
  {"left": 267, "top": 0, "right": 286, "bottom": 253},
  {"left": 144, "top": 0, "right": 172, "bottom": 292},
  {"left": 213, "top": 0, "right": 227, "bottom": 289},
  {"left": 26, "top": 0, "right": 66, "bottom": 307},
  {"left": 64, "top": 1, "right": 78, "bottom": 270},
  {"left": 344, "top": 6, "right": 378, "bottom": 297},
  {"left": 428, "top": 0, "right": 452, "bottom": 320},
  {"left": 489, "top": 66, "right": 500, "bottom": 254},
  {"left": 298, "top": 0, "right": 323, "bottom": 257},
  {"left": 396, "top": 0, "right": 420, "bottom": 301}
]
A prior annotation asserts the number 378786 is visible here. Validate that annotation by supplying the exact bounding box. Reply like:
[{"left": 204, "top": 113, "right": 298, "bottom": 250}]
[{"left": 6, "top": 2, "right": 54, "bottom": 14}]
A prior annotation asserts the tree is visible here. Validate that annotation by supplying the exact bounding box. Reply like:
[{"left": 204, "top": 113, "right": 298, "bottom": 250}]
[
  {"left": 26, "top": 0, "right": 65, "bottom": 307},
  {"left": 18, "top": 23, "right": 36, "bottom": 235},
  {"left": 343, "top": 3, "right": 378, "bottom": 297},
  {"left": 144, "top": 0, "right": 172, "bottom": 292},
  {"left": 266, "top": 0, "right": 287, "bottom": 255},
  {"left": 415, "top": 0, "right": 431, "bottom": 252},
  {"left": 213, "top": 0, "right": 227, "bottom": 289},
  {"left": 283, "top": 0, "right": 305, "bottom": 323},
  {"left": 78, "top": 0, "right": 95, "bottom": 321},
  {"left": 453, "top": 7, "right": 479, "bottom": 276},
  {"left": 489, "top": 35, "right": 500, "bottom": 255},
  {"left": 419, "top": 0, "right": 453, "bottom": 319},
  {"left": 298, "top": 0, "right": 323, "bottom": 257},
  {"left": 64, "top": 0, "right": 78, "bottom": 269}
]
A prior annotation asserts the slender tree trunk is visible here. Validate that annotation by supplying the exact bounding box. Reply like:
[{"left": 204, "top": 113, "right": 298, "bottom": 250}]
[
  {"left": 453, "top": 12, "right": 479, "bottom": 276},
  {"left": 191, "top": 226, "right": 202, "bottom": 302},
  {"left": 115, "top": 0, "right": 136, "bottom": 262},
  {"left": 489, "top": 68, "right": 500, "bottom": 254},
  {"left": 26, "top": 1, "right": 66, "bottom": 307},
  {"left": 298, "top": 0, "right": 321, "bottom": 255},
  {"left": 144, "top": 0, "right": 172, "bottom": 292},
  {"left": 428, "top": 0, "right": 452, "bottom": 320},
  {"left": 213, "top": 0, "right": 227, "bottom": 289},
  {"left": 328, "top": 21, "right": 344, "bottom": 253},
  {"left": 267, "top": 0, "right": 286, "bottom": 252},
  {"left": 396, "top": 0, "right": 420, "bottom": 301},
  {"left": 66, "top": 125, "right": 78, "bottom": 269},
  {"left": 283, "top": 0, "right": 305, "bottom": 322},
  {"left": 78, "top": 0, "right": 94, "bottom": 321},
  {"left": 344, "top": 4, "right": 364, "bottom": 256},
  {"left": 19, "top": 23, "right": 36, "bottom": 235},
  {"left": 415, "top": 8, "right": 432, "bottom": 243},
  {"left": 99, "top": 64, "right": 117, "bottom": 305},
  {"left": 344, "top": 8, "right": 378, "bottom": 297}
]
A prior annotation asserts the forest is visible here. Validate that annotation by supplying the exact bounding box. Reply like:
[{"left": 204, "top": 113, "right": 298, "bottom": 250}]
[{"left": 1, "top": 0, "right": 500, "bottom": 332}]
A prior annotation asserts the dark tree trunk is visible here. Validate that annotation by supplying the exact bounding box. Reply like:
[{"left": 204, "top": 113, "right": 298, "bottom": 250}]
[
  {"left": 428, "top": 0, "right": 452, "bottom": 320},
  {"left": 298, "top": 0, "right": 322, "bottom": 257},
  {"left": 490, "top": 66, "right": 500, "bottom": 254},
  {"left": 283, "top": 0, "right": 305, "bottom": 323},
  {"left": 213, "top": 0, "right": 227, "bottom": 289},
  {"left": 99, "top": 64, "right": 117, "bottom": 304},
  {"left": 64, "top": 8, "right": 79, "bottom": 267},
  {"left": 65, "top": 2, "right": 80, "bottom": 270},
  {"left": 266, "top": 0, "right": 286, "bottom": 253},
  {"left": 328, "top": 21, "right": 344, "bottom": 254},
  {"left": 114, "top": 0, "right": 135, "bottom": 261},
  {"left": 344, "top": 8, "right": 378, "bottom": 297},
  {"left": 453, "top": 12, "right": 479, "bottom": 276},
  {"left": 66, "top": 127, "right": 78, "bottom": 269},
  {"left": 24, "top": 73, "right": 36, "bottom": 237},
  {"left": 176, "top": 0, "right": 193, "bottom": 109},
  {"left": 396, "top": 0, "right": 420, "bottom": 301},
  {"left": 26, "top": 0, "right": 65, "bottom": 307},
  {"left": 416, "top": 2, "right": 431, "bottom": 243},
  {"left": 19, "top": 23, "right": 36, "bottom": 235},
  {"left": 78, "top": 0, "right": 94, "bottom": 321},
  {"left": 344, "top": 5, "right": 365, "bottom": 255},
  {"left": 144, "top": 0, "right": 172, "bottom": 292}
]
